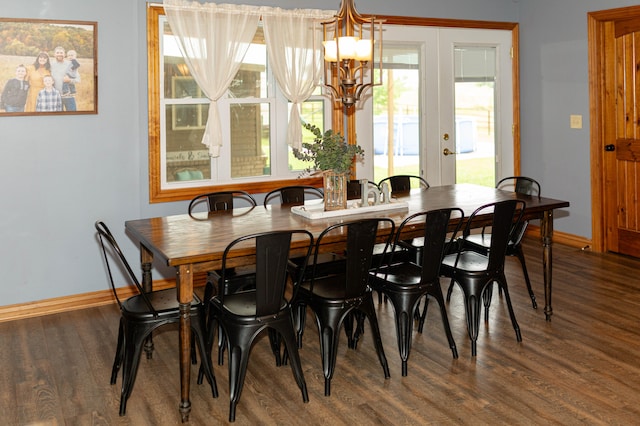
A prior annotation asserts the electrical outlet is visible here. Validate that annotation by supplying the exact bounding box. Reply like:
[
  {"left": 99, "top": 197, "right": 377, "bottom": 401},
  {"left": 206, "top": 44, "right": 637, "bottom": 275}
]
[{"left": 570, "top": 114, "right": 582, "bottom": 129}]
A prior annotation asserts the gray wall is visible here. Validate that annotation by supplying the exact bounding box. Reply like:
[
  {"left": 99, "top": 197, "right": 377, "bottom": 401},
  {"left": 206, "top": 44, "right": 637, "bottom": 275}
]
[{"left": 0, "top": 0, "right": 628, "bottom": 306}]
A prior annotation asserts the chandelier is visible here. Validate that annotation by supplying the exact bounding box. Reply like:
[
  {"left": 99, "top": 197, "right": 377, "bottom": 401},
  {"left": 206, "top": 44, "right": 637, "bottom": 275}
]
[{"left": 322, "top": 0, "right": 384, "bottom": 108}]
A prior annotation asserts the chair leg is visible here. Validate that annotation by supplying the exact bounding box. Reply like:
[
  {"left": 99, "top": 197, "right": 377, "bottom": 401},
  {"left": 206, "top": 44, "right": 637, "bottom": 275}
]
[
  {"left": 457, "top": 281, "right": 484, "bottom": 357},
  {"left": 268, "top": 329, "right": 282, "bottom": 366},
  {"left": 119, "top": 322, "right": 150, "bottom": 416},
  {"left": 496, "top": 274, "right": 522, "bottom": 343},
  {"left": 360, "top": 297, "right": 390, "bottom": 380},
  {"left": 193, "top": 313, "right": 218, "bottom": 398},
  {"left": 416, "top": 296, "right": 429, "bottom": 333},
  {"left": 314, "top": 307, "right": 343, "bottom": 396},
  {"left": 385, "top": 292, "right": 418, "bottom": 377},
  {"left": 352, "top": 311, "right": 366, "bottom": 349},
  {"left": 483, "top": 284, "right": 494, "bottom": 322},
  {"left": 218, "top": 324, "right": 227, "bottom": 366},
  {"left": 110, "top": 319, "right": 125, "bottom": 385},
  {"left": 513, "top": 246, "right": 537, "bottom": 309},
  {"left": 427, "top": 284, "right": 458, "bottom": 359},
  {"left": 343, "top": 312, "right": 355, "bottom": 349},
  {"left": 295, "top": 303, "right": 307, "bottom": 348},
  {"left": 445, "top": 277, "right": 455, "bottom": 302},
  {"left": 273, "top": 319, "right": 309, "bottom": 404},
  {"left": 225, "top": 326, "right": 254, "bottom": 422}
]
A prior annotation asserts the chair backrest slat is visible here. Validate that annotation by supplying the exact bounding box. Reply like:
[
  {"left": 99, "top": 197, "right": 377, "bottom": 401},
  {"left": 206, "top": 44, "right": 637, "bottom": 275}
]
[
  {"left": 462, "top": 200, "right": 525, "bottom": 271},
  {"left": 419, "top": 208, "right": 464, "bottom": 282},
  {"left": 188, "top": 190, "right": 257, "bottom": 215},
  {"left": 496, "top": 176, "right": 540, "bottom": 245},
  {"left": 219, "top": 229, "right": 314, "bottom": 317},
  {"left": 313, "top": 218, "right": 395, "bottom": 299},
  {"left": 263, "top": 185, "right": 323, "bottom": 207},
  {"left": 378, "top": 175, "right": 429, "bottom": 195}
]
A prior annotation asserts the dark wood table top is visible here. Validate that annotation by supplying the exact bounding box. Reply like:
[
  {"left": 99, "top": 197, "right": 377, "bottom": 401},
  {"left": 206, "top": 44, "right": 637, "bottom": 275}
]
[{"left": 125, "top": 184, "right": 570, "bottom": 270}]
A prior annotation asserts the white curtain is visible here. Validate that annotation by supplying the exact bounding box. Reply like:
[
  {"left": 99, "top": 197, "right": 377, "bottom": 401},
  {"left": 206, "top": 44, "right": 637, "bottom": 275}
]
[
  {"left": 164, "top": 0, "right": 261, "bottom": 157},
  {"left": 262, "top": 8, "right": 335, "bottom": 151}
]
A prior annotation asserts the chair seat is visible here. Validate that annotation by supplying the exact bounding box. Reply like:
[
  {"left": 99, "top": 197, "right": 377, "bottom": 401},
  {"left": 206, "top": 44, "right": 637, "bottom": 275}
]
[
  {"left": 212, "top": 291, "right": 287, "bottom": 317},
  {"left": 298, "top": 275, "right": 373, "bottom": 301},
  {"left": 372, "top": 262, "right": 423, "bottom": 288},
  {"left": 442, "top": 250, "right": 490, "bottom": 273},
  {"left": 463, "top": 233, "right": 492, "bottom": 250},
  {"left": 121, "top": 288, "right": 201, "bottom": 316}
]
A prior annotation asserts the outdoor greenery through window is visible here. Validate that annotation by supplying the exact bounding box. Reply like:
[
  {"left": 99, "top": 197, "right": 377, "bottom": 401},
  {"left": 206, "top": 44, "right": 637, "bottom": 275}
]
[{"left": 148, "top": 5, "right": 327, "bottom": 202}]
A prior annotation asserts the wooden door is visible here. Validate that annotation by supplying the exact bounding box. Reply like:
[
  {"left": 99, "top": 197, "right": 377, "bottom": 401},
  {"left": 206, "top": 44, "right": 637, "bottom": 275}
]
[{"left": 602, "top": 19, "right": 640, "bottom": 257}]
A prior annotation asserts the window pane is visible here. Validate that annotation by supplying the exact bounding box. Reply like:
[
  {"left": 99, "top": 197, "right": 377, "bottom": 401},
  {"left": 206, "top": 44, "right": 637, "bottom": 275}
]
[
  {"left": 289, "top": 100, "right": 325, "bottom": 172},
  {"left": 165, "top": 104, "right": 211, "bottom": 182},
  {"left": 229, "top": 28, "right": 267, "bottom": 98},
  {"left": 230, "top": 103, "right": 270, "bottom": 178}
]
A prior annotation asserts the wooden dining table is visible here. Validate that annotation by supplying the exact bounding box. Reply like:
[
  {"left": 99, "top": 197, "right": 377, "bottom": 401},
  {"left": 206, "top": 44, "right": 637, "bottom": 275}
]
[{"left": 124, "top": 183, "right": 569, "bottom": 421}]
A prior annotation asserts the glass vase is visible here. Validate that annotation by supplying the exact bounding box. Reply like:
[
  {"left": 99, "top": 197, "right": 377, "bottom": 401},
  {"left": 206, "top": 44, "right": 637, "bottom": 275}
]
[{"left": 323, "top": 171, "right": 348, "bottom": 211}]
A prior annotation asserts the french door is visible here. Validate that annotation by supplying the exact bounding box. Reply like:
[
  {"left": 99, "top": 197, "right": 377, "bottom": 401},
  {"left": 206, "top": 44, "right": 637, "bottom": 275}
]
[{"left": 356, "top": 26, "right": 514, "bottom": 187}]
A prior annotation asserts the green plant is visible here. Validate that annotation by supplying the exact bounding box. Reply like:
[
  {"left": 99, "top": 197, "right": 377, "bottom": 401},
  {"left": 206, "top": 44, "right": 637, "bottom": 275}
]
[{"left": 293, "top": 122, "right": 364, "bottom": 174}]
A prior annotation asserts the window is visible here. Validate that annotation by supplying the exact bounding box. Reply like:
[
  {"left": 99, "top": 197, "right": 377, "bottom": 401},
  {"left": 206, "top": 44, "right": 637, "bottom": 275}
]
[{"left": 147, "top": 5, "right": 327, "bottom": 202}]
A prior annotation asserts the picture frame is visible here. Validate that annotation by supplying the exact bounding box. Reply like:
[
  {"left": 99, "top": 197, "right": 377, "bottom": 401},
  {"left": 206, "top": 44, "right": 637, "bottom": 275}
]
[{"left": 0, "top": 18, "right": 97, "bottom": 116}]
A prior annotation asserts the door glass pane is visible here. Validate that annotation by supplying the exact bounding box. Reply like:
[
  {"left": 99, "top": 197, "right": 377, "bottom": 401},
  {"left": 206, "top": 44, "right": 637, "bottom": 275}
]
[
  {"left": 373, "top": 44, "right": 421, "bottom": 185},
  {"left": 454, "top": 46, "right": 496, "bottom": 187}
]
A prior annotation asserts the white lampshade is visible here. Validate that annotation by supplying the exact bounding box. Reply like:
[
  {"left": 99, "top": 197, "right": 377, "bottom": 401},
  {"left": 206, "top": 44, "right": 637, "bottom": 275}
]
[
  {"left": 355, "top": 39, "right": 372, "bottom": 61},
  {"left": 323, "top": 40, "right": 338, "bottom": 62},
  {"left": 337, "top": 36, "right": 357, "bottom": 60}
]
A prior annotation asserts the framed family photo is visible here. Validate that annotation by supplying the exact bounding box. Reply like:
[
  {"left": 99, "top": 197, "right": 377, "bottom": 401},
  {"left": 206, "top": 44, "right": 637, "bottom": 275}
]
[{"left": 0, "top": 18, "right": 97, "bottom": 116}]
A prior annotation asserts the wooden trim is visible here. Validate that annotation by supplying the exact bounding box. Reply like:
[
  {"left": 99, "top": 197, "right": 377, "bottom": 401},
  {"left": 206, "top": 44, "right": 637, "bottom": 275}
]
[
  {"left": 147, "top": 4, "right": 162, "bottom": 203},
  {"left": 588, "top": 11, "right": 606, "bottom": 253},
  {"left": 512, "top": 24, "right": 521, "bottom": 175},
  {"left": 377, "top": 15, "right": 517, "bottom": 30},
  {"left": 0, "top": 276, "right": 208, "bottom": 323},
  {"left": 526, "top": 225, "right": 591, "bottom": 249}
]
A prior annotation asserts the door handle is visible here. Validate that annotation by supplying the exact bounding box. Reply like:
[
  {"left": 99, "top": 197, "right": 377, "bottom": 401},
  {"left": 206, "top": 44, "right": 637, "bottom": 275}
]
[
  {"left": 443, "top": 148, "right": 455, "bottom": 156},
  {"left": 604, "top": 144, "right": 615, "bottom": 151}
]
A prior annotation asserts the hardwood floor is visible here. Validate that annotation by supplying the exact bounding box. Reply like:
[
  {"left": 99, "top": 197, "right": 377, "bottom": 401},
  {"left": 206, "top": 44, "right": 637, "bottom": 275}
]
[{"left": 1, "top": 237, "right": 640, "bottom": 425}]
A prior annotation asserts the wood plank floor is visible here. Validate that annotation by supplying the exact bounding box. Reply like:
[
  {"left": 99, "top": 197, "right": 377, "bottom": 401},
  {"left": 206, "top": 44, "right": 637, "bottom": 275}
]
[{"left": 1, "top": 237, "right": 640, "bottom": 425}]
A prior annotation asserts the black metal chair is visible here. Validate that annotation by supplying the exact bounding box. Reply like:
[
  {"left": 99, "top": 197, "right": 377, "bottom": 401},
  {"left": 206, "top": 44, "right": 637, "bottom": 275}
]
[
  {"left": 263, "top": 185, "right": 323, "bottom": 207},
  {"left": 440, "top": 200, "right": 526, "bottom": 356},
  {"left": 369, "top": 208, "right": 464, "bottom": 375},
  {"left": 188, "top": 190, "right": 257, "bottom": 215},
  {"left": 458, "top": 176, "right": 541, "bottom": 309},
  {"left": 189, "top": 191, "right": 258, "bottom": 297},
  {"left": 188, "top": 191, "right": 259, "bottom": 365},
  {"left": 205, "top": 229, "right": 314, "bottom": 422},
  {"left": 293, "top": 218, "right": 394, "bottom": 396},
  {"left": 377, "top": 175, "right": 430, "bottom": 197},
  {"left": 95, "top": 221, "right": 217, "bottom": 416}
]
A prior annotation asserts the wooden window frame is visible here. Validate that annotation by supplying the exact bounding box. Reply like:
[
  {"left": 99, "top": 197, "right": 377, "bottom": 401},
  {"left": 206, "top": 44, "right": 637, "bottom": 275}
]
[{"left": 147, "top": 4, "right": 518, "bottom": 203}]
